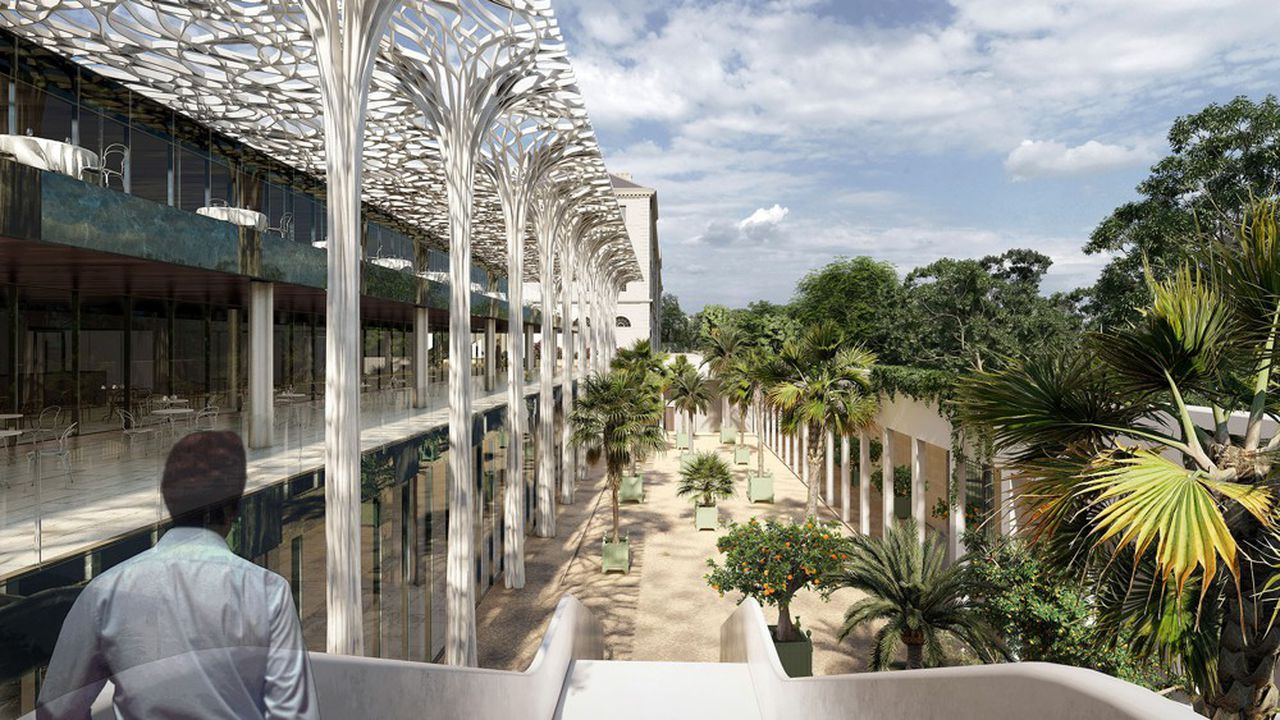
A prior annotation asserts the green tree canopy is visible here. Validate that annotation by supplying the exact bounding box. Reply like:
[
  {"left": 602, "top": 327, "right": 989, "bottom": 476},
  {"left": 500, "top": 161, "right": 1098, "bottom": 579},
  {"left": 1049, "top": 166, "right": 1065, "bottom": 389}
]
[
  {"left": 731, "top": 300, "right": 797, "bottom": 352},
  {"left": 791, "top": 257, "right": 901, "bottom": 354},
  {"left": 1085, "top": 95, "right": 1280, "bottom": 328},
  {"left": 893, "top": 249, "right": 1082, "bottom": 373},
  {"left": 659, "top": 292, "right": 697, "bottom": 351}
]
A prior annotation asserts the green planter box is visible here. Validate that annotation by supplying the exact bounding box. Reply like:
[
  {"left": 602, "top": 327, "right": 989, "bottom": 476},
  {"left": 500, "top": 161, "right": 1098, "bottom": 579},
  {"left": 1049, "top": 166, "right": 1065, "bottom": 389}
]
[
  {"left": 602, "top": 538, "right": 630, "bottom": 574},
  {"left": 734, "top": 446, "right": 751, "bottom": 465},
  {"left": 720, "top": 428, "right": 737, "bottom": 444},
  {"left": 695, "top": 504, "right": 719, "bottom": 530},
  {"left": 619, "top": 474, "right": 645, "bottom": 503},
  {"left": 748, "top": 472, "right": 774, "bottom": 503},
  {"left": 769, "top": 625, "right": 813, "bottom": 677},
  {"left": 675, "top": 432, "right": 690, "bottom": 450},
  {"left": 894, "top": 494, "right": 911, "bottom": 520},
  {"left": 680, "top": 452, "right": 695, "bottom": 469}
]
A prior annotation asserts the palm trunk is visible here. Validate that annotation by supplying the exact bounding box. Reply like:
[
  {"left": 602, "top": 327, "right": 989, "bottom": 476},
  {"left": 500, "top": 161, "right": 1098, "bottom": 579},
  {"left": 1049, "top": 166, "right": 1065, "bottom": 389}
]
[
  {"left": 610, "top": 475, "right": 621, "bottom": 543},
  {"left": 805, "top": 425, "right": 822, "bottom": 518},
  {"left": 756, "top": 394, "right": 765, "bottom": 478},
  {"left": 688, "top": 411, "right": 695, "bottom": 450},
  {"left": 1205, "top": 517, "right": 1280, "bottom": 718},
  {"left": 776, "top": 600, "right": 796, "bottom": 643},
  {"left": 906, "top": 641, "right": 924, "bottom": 669}
]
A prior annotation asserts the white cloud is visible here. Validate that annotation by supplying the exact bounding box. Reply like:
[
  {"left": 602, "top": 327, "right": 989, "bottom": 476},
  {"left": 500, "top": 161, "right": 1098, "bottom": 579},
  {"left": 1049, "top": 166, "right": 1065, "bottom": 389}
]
[
  {"left": 697, "top": 204, "right": 792, "bottom": 247},
  {"left": 552, "top": 0, "right": 1280, "bottom": 308},
  {"left": 1004, "top": 139, "right": 1154, "bottom": 180},
  {"left": 740, "top": 204, "right": 790, "bottom": 229}
]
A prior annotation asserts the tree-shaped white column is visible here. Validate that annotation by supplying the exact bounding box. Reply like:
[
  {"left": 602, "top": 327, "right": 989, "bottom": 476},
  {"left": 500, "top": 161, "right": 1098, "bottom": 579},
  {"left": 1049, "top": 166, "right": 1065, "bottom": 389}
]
[
  {"left": 482, "top": 117, "right": 590, "bottom": 588},
  {"left": 558, "top": 232, "right": 577, "bottom": 503},
  {"left": 388, "top": 0, "right": 558, "bottom": 667},
  {"left": 530, "top": 178, "right": 589, "bottom": 536},
  {"left": 301, "top": 0, "right": 398, "bottom": 657}
]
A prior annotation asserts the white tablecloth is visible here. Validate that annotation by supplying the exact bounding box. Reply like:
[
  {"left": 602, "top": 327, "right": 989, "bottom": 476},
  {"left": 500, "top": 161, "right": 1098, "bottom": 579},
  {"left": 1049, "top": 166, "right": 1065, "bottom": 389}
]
[
  {"left": 196, "top": 206, "right": 269, "bottom": 232},
  {"left": 0, "top": 135, "right": 98, "bottom": 178},
  {"left": 370, "top": 257, "right": 413, "bottom": 271}
]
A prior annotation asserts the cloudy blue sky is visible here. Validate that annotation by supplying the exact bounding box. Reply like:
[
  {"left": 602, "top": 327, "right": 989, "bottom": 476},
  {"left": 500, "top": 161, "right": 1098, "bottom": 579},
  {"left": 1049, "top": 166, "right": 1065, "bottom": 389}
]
[{"left": 549, "top": 0, "right": 1280, "bottom": 311}]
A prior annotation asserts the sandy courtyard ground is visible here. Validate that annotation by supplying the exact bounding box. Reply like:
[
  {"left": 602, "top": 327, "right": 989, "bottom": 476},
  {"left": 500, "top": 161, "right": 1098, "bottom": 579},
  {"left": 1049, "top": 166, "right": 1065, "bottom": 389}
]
[{"left": 475, "top": 433, "right": 876, "bottom": 674}]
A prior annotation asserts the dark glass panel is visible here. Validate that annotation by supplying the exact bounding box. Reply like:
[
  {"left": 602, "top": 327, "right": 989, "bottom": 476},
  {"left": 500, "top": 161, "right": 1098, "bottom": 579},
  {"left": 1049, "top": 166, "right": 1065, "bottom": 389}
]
[
  {"left": 209, "top": 156, "right": 234, "bottom": 206},
  {"left": 77, "top": 71, "right": 130, "bottom": 122},
  {"left": 129, "top": 128, "right": 171, "bottom": 205},
  {"left": 294, "top": 192, "right": 316, "bottom": 245},
  {"left": 130, "top": 299, "right": 169, "bottom": 404},
  {"left": 15, "top": 41, "right": 74, "bottom": 100},
  {"left": 0, "top": 32, "right": 15, "bottom": 77},
  {"left": 78, "top": 296, "right": 126, "bottom": 433},
  {"left": 14, "top": 82, "right": 72, "bottom": 142},
  {"left": 239, "top": 167, "right": 263, "bottom": 211},
  {"left": 0, "top": 77, "right": 9, "bottom": 136},
  {"left": 208, "top": 306, "right": 233, "bottom": 409},
  {"left": 177, "top": 146, "right": 208, "bottom": 212},
  {"left": 16, "top": 287, "right": 73, "bottom": 417},
  {"left": 172, "top": 303, "right": 207, "bottom": 398},
  {"left": 0, "top": 285, "right": 13, "bottom": 413}
]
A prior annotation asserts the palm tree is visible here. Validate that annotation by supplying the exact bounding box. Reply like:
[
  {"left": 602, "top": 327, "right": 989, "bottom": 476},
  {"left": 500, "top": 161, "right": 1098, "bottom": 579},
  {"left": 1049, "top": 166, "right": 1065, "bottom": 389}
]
[
  {"left": 830, "top": 519, "right": 1005, "bottom": 670},
  {"left": 759, "top": 321, "right": 879, "bottom": 518},
  {"left": 667, "top": 357, "right": 713, "bottom": 450},
  {"left": 719, "top": 350, "right": 768, "bottom": 478},
  {"left": 676, "top": 451, "right": 736, "bottom": 507},
  {"left": 569, "top": 369, "right": 666, "bottom": 543},
  {"left": 613, "top": 338, "right": 672, "bottom": 471},
  {"left": 702, "top": 325, "right": 744, "bottom": 436},
  {"left": 612, "top": 338, "right": 669, "bottom": 378},
  {"left": 955, "top": 199, "right": 1280, "bottom": 718}
]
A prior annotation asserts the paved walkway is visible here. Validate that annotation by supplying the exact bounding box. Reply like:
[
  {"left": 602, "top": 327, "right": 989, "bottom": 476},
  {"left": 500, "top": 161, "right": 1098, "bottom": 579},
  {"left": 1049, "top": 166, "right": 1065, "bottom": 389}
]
[{"left": 477, "top": 433, "right": 876, "bottom": 675}]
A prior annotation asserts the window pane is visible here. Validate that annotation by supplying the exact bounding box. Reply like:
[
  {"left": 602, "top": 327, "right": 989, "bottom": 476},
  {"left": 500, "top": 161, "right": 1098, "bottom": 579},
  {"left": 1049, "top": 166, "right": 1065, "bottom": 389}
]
[
  {"left": 15, "top": 83, "right": 72, "bottom": 143},
  {"left": 178, "top": 147, "right": 208, "bottom": 212},
  {"left": 210, "top": 157, "right": 234, "bottom": 205},
  {"left": 129, "top": 129, "right": 170, "bottom": 205}
]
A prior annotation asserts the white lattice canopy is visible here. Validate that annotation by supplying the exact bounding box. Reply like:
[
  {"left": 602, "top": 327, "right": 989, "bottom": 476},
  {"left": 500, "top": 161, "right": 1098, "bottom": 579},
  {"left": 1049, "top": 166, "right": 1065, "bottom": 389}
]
[{"left": 0, "top": 0, "right": 640, "bottom": 285}]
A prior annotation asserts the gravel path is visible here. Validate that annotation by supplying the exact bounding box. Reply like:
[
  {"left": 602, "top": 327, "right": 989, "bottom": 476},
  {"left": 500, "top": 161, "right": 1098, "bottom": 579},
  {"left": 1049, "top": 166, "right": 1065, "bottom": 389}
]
[{"left": 476, "top": 433, "right": 879, "bottom": 674}]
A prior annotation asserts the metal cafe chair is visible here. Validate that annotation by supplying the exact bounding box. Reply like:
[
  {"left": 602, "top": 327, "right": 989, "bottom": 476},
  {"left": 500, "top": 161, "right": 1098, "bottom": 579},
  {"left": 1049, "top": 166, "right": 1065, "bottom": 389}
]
[
  {"left": 82, "top": 143, "right": 129, "bottom": 190},
  {"left": 33, "top": 405, "right": 62, "bottom": 443},
  {"left": 118, "top": 409, "right": 159, "bottom": 454},
  {"left": 266, "top": 211, "right": 295, "bottom": 242},
  {"left": 28, "top": 422, "right": 77, "bottom": 483}
]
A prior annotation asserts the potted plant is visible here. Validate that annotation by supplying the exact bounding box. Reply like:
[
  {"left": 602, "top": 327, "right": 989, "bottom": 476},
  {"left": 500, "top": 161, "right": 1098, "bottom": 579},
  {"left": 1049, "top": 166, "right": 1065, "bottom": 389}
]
[
  {"left": 734, "top": 445, "right": 751, "bottom": 465},
  {"left": 571, "top": 368, "right": 666, "bottom": 574},
  {"left": 668, "top": 355, "right": 712, "bottom": 451},
  {"left": 706, "top": 517, "right": 849, "bottom": 676},
  {"left": 619, "top": 473, "right": 645, "bottom": 503},
  {"left": 747, "top": 470, "right": 774, "bottom": 503},
  {"left": 702, "top": 326, "right": 745, "bottom": 448},
  {"left": 677, "top": 451, "right": 735, "bottom": 530}
]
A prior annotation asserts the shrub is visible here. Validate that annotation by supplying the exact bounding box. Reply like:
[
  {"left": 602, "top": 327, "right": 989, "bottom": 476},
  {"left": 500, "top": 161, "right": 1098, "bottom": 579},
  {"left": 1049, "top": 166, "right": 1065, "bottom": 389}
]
[{"left": 706, "top": 517, "right": 848, "bottom": 642}]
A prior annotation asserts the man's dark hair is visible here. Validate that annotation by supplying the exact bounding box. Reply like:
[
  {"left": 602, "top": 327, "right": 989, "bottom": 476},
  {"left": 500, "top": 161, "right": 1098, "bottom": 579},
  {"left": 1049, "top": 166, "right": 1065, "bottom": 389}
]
[{"left": 161, "top": 431, "right": 247, "bottom": 526}]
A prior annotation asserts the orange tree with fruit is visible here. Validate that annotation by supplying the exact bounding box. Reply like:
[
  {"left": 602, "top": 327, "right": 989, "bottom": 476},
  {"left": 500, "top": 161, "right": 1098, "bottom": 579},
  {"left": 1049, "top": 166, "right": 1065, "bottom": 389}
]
[{"left": 706, "top": 517, "right": 849, "bottom": 643}]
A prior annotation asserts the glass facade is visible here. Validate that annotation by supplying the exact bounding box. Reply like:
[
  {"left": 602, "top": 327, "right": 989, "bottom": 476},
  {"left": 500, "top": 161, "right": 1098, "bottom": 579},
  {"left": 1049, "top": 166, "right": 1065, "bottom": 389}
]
[
  {"left": 0, "top": 26, "right": 537, "bottom": 719},
  {"left": 0, "top": 413, "right": 539, "bottom": 716}
]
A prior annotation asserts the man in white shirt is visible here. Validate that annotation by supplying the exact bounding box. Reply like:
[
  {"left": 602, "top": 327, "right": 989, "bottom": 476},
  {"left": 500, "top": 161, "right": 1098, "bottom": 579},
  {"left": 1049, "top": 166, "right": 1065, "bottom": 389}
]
[{"left": 36, "top": 431, "right": 318, "bottom": 719}]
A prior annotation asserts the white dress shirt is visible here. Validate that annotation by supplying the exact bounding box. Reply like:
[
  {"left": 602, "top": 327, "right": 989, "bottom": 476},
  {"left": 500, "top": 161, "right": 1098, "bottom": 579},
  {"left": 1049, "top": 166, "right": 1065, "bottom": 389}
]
[{"left": 36, "top": 526, "right": 317, "bottom": 719}]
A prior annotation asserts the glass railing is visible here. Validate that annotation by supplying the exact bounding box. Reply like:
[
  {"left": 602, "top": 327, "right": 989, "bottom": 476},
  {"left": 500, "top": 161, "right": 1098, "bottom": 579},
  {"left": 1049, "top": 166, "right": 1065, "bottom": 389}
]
[{"left": 0, "top": 369, "right": 542, "bottom": 580}]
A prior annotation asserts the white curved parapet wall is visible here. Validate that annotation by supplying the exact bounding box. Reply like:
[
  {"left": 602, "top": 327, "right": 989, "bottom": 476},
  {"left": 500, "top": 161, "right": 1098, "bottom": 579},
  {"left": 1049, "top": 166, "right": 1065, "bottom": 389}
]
[
  {"left": 59, "top": 595, "right": 601, "bottom": 720},
  {"left": 310, "top": 594, "right": 603, "bottom": 719},
  {"left": 720, "top": 598, "right": 1200, "bottom": 720}
]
